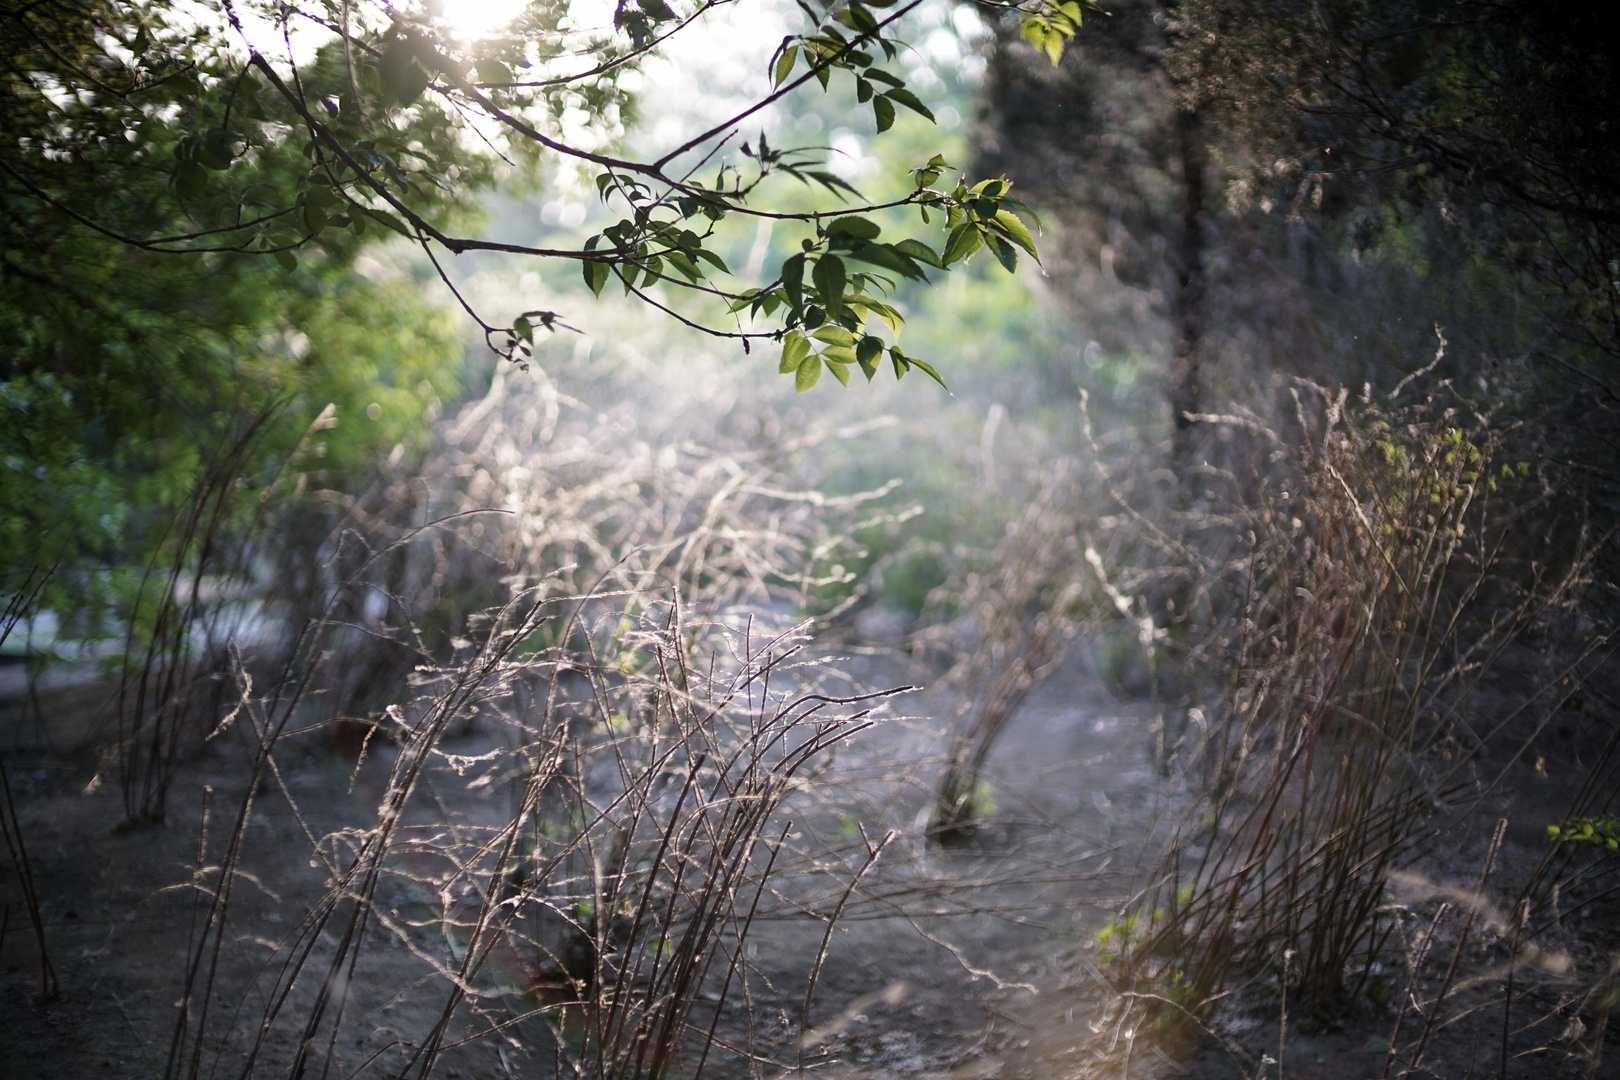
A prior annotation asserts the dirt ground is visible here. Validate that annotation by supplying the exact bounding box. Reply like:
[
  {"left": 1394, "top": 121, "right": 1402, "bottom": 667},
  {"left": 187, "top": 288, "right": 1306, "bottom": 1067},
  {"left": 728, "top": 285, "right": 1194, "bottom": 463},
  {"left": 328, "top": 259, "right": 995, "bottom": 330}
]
[{"left": 1, "top": 646, "right": 1616, "bottom": 1080}]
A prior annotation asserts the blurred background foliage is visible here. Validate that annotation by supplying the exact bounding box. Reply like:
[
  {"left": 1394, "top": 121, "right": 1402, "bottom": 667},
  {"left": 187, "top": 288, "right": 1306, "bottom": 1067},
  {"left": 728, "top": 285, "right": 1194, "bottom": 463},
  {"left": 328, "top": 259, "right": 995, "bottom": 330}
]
[{"left": 1, "top": 2, "right": 472, "bottom": 648}]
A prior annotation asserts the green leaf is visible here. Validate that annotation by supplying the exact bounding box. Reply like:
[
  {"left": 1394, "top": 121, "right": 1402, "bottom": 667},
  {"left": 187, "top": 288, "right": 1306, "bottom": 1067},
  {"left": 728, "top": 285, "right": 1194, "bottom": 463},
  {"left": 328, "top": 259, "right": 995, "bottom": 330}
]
[
  {"left": 305, "top": 184, "right": 338, "bottom": 210},
  {"left": 802, "top": 170, "right": 860, "bottom": 199},
  {"left": 996, "top": 199, "right": 1042, "bottom": 233},
  {"left": 795, "top": 353, "right": 822, "bottom": 392},
  {"left": 781, "top": 253, "right": 806, "bottom": 314},
  {"left": 824, "top": 357, "right": 851, "bottom": 386},
  {"left": 197, "top": 129, "right": 238, "bottom": 171},
  {"left": 274, "top": 249, "right": 297, "bottom": 272},
  {"left": 694, "top": 247, "right": 730, "bottom": 273},
  {"left": 664, "top": 250, "right": 703, "bottom": 282},
  {"left": 773, "top": 44, "right": 799, "bottom": 87},
  {"left": 845, "top": 241, "right": 923, "bottom": 280},
  {"left": 1042, "top": 26, "right": 1065, "bottom": 65},
  {"left": 856, "top": 335, "right": 884, "bottom": 380},
  {"left": 582, "top": 258, "right": 610, "bottom": 296},
  {"left": 993, "top": 209, "right": 1040, "bottom": 259},
  {"left": 893, "top": 238, "right": 944, "bottom": 268},
  {"left": 780, "top": 330, "right": 811, "bottom": 373},
  {"left": 942, "top": 222, "right": 983, "bottom": 265},
  {"left": 380, "top": 39, "right": 433, "bottom": 104},
  {"left": 860, "top": 298, "right": 905, "bottom": 336},
  {"left": 883, "top": 87, "right": 935, "bottom": 122},
  {"left": 812, "top": 253, "right": 846, "bottom": 313},
  {"left": 474, "top": 59, "right": 512, "bottom": 85},
  {"left": 986, "top": 232, "right": 1018, "bottom": 273},
  {"left": 824, "top": 216, "right": 882, "bottom": 242},
  {"left": 873, "top": 94, "right": 895, "bottom": 132},
  {"left": 890, "top": 345, "right": 909, "bottom": 379},
  {"left": 907, "top": 356, "right": 948, "bottom": 388},
  {"left": 812, "top": 324, "right": 856, "bottom": 346}
]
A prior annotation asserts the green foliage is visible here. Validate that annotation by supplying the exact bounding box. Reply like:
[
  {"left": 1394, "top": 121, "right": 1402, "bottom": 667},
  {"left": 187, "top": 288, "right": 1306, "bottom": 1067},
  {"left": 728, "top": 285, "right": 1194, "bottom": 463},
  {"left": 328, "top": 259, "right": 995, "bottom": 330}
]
[
  {"left": 1549, "top": 815, "right": 1620, "bottom": 853},
  {"left": 1, "top": 3, "right": 464, "bottom": 634},
  {"left": 1019, "top": 0, "right": 1095, "bottom": 66}
]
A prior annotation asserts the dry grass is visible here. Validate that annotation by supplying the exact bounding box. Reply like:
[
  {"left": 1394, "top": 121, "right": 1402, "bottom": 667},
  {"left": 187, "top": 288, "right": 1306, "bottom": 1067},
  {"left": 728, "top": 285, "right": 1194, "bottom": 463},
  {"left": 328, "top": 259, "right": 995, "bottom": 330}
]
[{"left": 1059, "top": 373, "right": 1620, "bottom": 1074}]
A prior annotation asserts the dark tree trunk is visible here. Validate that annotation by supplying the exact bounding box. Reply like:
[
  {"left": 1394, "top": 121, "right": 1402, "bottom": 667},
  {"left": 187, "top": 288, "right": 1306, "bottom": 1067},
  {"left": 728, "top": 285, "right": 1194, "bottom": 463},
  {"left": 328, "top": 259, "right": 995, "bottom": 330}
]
[{"left": 1168, "top": 106, "right": 1207, "bottom": 449}]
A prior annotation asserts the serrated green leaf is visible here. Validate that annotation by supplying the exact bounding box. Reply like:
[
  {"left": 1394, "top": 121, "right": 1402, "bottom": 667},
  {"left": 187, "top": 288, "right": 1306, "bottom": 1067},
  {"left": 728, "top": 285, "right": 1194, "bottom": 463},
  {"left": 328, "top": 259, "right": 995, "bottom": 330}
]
[
  {"left": 582, "top": 258, "right": 610, "bottom": 296},
  {"left": 884, "top": 87, "right": 935, "bottom": 121},
  {"left": 993, "top": 209, "right": 1039, "bottom": 261},
  {"left": 664, "top": 250, "right": 703, "bottom": 282},
  {"left": 997, "top": 196, "right": 1044, "bottom": 231},
  {"left": 812, "top": 253, "right": 846, "bottom": 312},
  {"left": 907, "top": 356, "right": 947, "bottom": 388},
  {"left": 825, "top": 216, "right": 882, "bottom": 241},
  {"left": 893, "top": 238, "right": 944, "bottom": 268},
  {"left": 813, "top": 324, "right": 856, "bottom": 346},
  {"left": 694, "top": 247, "right": 729, "bottom": 273},
  {"left": 873, "top": 95, "right": 895, "bottom": 132},
  {"left": 845, "top": 240, "right": 924, "bottom": 280},
  {"left": 795, "top": 353, "right": 821, "bottom": 392},
  {"left": 781, "top": 253, "right": 805, "bottom": 314},
  {"left": 824, "top": 358, "right": 851, "bottom": 386},
  {"left": 986, "top": 232, "right": 1018, "bottom": 273},
  {"left": 942, "top": 222, "right": 983, "bottom": 265},
  {"left": 780, "top": 331, "right": 811, "bottom": 373},
  {"left": 859, "top": 298, "right": 904, "bottom": 336},
  {"left": 802, "top": 170, "right": 860, "bottom": 199},
  {"left": 773, "top": 44, "right": 799, "bottom": 87},
  {"left": 856, "top": 335, "right": 884, "bottom": 367}
]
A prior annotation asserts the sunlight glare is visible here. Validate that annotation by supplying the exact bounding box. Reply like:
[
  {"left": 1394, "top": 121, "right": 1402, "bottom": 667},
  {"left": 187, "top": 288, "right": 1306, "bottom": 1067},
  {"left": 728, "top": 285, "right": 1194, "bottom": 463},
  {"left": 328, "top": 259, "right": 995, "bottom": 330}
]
[{"left": 441, "top": 0, "right": 533, "bottom": 40}]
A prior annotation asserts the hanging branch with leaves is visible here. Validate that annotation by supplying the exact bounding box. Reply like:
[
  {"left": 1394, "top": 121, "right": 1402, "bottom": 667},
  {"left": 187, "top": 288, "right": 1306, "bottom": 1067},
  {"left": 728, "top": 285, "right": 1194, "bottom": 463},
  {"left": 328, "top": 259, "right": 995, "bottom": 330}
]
[{"left": 3, "top": 0, "right": 1096, "bottom": 388}]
